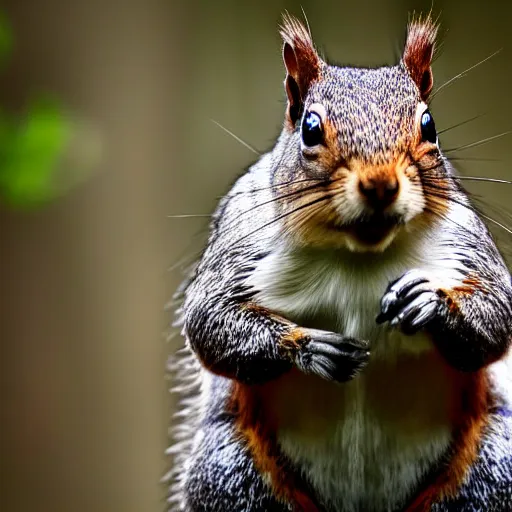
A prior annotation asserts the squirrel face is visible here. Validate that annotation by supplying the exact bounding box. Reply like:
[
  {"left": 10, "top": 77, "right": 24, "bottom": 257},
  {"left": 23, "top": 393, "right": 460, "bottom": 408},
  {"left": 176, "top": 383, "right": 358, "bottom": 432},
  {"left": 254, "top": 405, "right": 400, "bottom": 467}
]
[{"left": 276, "top": 16, "right": 445, "bottom": 253}]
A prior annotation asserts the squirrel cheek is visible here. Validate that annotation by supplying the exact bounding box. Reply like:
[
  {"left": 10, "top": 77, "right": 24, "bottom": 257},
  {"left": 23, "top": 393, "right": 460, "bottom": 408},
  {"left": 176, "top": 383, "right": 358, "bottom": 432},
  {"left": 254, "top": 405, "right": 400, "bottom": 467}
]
[
  {"left": 330, "top": 172, "right": 367, "bottom": 222},
  {"left": 394, "top": 173, "right": 426, "bottom": 222}
]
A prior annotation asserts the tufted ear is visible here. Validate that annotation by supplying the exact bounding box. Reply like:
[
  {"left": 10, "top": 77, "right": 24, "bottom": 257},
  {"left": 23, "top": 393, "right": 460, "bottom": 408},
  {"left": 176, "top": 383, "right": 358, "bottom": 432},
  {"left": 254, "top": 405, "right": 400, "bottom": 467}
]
[
  {"left": 402, "top": 16, "right": 439, "bottom": 100},
  {"left": 280, "top": 14, "right": 322, "bottom": 126}
]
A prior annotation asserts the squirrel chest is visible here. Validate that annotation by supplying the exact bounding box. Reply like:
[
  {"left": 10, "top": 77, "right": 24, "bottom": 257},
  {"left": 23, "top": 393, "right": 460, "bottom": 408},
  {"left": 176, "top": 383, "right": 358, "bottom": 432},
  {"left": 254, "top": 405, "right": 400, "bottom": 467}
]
[{"left": 245, "top": 242, "right": 474, "bottom": 511}]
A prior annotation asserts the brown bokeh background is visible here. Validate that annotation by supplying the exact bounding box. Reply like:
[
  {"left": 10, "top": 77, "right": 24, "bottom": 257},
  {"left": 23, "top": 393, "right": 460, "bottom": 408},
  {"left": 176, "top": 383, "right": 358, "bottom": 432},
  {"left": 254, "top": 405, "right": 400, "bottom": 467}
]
[{"left": 0, "top": 1, "right": 510, "bottom": 511}]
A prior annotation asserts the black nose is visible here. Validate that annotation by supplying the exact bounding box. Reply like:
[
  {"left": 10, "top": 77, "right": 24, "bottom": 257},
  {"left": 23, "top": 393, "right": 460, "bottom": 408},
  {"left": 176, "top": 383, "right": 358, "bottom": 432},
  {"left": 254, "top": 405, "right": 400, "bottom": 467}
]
[{"left": 358, "top": 177, "right": 399, "bottom": 210}]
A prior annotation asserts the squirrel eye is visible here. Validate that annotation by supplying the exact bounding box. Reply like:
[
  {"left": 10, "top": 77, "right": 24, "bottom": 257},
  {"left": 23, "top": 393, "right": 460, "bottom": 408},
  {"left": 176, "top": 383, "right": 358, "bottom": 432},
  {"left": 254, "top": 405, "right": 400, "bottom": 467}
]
[
  {"left": 420, "top": 110, "right": 437, "bottom": 144},
  {"left": 302, "top": 111, "right": 323, "bottom": 147}
]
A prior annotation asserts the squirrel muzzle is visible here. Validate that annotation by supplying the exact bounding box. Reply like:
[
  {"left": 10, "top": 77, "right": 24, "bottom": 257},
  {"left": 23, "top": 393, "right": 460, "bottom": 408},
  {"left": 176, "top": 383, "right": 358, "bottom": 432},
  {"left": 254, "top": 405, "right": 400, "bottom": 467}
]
[{"left": 358, "top": 171, "right": 400, "bottom": 211}]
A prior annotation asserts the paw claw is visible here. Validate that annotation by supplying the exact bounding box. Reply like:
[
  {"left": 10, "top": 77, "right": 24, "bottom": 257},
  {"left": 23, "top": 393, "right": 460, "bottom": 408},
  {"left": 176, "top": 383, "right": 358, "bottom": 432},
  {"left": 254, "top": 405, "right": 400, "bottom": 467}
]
[
  {"left": 375, "top": 312, "right": 386, "bottom": 324},
  {"left": 378, "top": 270, "right": 441, "bottom": 335},
  {"left": 295, "top": 329, "right": 370, "bottom": 382}
]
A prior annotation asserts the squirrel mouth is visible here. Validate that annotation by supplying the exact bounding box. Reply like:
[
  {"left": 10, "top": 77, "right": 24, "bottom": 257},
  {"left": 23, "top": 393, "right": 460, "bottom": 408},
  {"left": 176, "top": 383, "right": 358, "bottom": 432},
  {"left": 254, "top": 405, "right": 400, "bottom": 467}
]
[{"left": 344, "top": 215, "right": 401, "bottom": 245}]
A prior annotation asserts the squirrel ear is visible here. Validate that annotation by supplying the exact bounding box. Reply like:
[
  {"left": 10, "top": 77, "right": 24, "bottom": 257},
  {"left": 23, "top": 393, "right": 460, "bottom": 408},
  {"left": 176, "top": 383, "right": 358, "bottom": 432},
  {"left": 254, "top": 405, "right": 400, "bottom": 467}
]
[
  {"left": 280, "top": 14, "right": 321, "bottom": 126},
  {"left": 402, "top": 16, "right": 438, "bottom": 100}
]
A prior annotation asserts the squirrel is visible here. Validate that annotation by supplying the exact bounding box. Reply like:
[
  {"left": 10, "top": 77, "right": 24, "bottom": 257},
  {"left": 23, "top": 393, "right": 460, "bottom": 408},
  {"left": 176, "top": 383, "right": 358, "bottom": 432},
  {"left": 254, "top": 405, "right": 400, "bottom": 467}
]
[{"left": 166, "top": 12, "right": 512, "bottom": 512}]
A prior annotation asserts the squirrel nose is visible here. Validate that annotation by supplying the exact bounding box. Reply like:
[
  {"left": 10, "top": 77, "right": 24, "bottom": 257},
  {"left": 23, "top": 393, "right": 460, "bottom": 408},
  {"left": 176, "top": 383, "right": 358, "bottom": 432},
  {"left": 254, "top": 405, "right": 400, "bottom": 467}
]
[{"left": 358, "top": 176, "right": 399, "bottom": 210}]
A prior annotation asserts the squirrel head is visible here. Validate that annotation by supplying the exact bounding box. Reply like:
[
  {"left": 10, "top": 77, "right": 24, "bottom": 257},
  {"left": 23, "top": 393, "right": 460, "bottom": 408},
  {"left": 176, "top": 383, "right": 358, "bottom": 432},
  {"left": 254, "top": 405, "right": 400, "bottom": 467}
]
[{"left": 277, "top": 14, "right": 446, "bottom": 253}]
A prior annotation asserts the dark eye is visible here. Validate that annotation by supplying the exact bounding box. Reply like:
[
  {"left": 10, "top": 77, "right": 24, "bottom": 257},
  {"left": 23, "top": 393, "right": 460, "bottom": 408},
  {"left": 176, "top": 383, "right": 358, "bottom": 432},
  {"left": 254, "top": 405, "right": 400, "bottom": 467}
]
[
  {"left": 302, "top": 111, "right": 323, "bottom": 147},
  {"left": 420, "top": 109, "right": 437, "bottom": 144}
]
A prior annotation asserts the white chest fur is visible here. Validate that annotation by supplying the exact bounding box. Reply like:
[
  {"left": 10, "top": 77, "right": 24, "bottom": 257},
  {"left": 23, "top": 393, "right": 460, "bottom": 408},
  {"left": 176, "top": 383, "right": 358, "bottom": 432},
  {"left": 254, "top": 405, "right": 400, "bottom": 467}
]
[{"left": 245, "top": 238, "right": 465, "bottom": 512}]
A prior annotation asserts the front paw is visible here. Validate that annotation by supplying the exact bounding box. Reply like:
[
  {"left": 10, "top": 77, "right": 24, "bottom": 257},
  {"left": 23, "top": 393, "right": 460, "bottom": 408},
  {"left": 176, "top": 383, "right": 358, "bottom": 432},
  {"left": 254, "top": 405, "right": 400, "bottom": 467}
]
[
  {"left": 376, "top": 269, "right": 443, "bottom": 335},
  {"left": 293, "top": 328, "right": 370, "bottom": 382}
]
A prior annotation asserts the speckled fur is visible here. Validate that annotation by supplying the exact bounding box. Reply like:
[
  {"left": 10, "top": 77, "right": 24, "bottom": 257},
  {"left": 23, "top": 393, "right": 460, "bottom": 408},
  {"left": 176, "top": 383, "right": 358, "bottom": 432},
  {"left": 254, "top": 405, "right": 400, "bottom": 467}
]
[
  {"left": 433, "top": 356, "right": 512, "bottom": 511},
  {"left": 308, "top": 65, "right": 419, "bottom": 162},
  {"left": 167, "top": 13, "right": 512, "bottom": 512}
]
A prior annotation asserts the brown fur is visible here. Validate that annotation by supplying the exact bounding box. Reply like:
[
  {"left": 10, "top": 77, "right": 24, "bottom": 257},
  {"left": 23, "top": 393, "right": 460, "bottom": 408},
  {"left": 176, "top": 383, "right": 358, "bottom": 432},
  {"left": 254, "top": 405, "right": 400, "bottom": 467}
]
[
  {"left": 405, "top": 370, "right": 490, "bottom": 511},
  {"left": 414, "top": 146, "right": 452, "bottom": 221},
  {"left": 230, "top": 382, "right": 322, "bottom": 511},
  {"left": 439, "top": 275, "right": 488, "bottom": 313},
  {"left": 280, "top": 326, "right": 308, "bottom": 353},
  {"left": 280, "top": 154, "right": 430, "bottom": 250},
  {"left": 232, "top": 355, "right": 490, "bottom": 511},
  {"left": 280, "top": 13, "right": 321, "bottom": 88},
  {"left": 280, "top": 14, "right": 323, "bottom": 129},
  {"left": 260, "top": 353, "right": 482, "bottom": 443},
  {"left": 243, "top": 301, "right": 294, "bottom": 323},
  {"left": 402, "top": 15, "right": 439, "bottom": 99},
  {"left": 303, "top": 117, "right": 344, "bottom": 170},
  {"left": 353, "top": 157, "right": 402, "bottom": 205}
]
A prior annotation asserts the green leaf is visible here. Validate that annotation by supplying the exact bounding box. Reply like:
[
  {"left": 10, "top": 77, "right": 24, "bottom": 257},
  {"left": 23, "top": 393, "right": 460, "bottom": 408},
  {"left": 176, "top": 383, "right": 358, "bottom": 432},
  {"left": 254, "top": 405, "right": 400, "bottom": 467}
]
[{"left": 0, "top": 99, "right": 71, "bottom": 207}]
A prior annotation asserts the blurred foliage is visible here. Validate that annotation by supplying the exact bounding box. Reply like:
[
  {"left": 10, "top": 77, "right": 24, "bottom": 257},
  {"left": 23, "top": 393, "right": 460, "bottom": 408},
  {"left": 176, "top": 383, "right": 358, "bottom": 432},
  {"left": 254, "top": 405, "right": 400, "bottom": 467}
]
[
  {"left": 0, "top": 12, "right": 86, "bottom": 209},
  {"left": 0, "top": 99, "right": 72, "bottom": 207}
]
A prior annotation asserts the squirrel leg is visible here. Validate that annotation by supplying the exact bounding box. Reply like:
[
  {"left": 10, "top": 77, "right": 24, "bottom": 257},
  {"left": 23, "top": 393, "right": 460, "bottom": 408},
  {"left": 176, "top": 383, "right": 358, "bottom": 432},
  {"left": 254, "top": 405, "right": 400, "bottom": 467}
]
[
  {"left": 184, "top": 300, "right": 369, "bottom": 385},
  {"left": 412, "top": 408, "right": 512, "bottom": 511},
  {"left": 377, "top": 268, "right": 512, "bottom": 372},
  {"left": 181, "top": 412, "right": 292, "bottom": 512}
]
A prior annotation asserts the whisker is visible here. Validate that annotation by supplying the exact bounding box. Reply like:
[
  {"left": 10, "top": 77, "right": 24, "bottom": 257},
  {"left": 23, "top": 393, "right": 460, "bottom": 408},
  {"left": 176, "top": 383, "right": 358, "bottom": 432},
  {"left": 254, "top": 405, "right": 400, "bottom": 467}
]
[
  {"left": 430, "top": 49, "right": 502, "bottom": 99},
  {"left": 471, "top": 193, "right": 512, "bottom": 224},
  {"left": 422, "top": 165, "right": 512, "bottom": 238},
  {"left": 413, "top": 160, "right": 511, "bottom": 185},
  {"left": 414, "top": 158, "right": 445, "bottom": 173},
  {"left": 443, "top": 131, "right": 511, "bottom": 154},
  {"left": 211, "top": 119, "right": 261, "bottom": 155},
  {"left": 479, "top": 212, "right": 512, "bottom": 236},
  {"left": 167, "top": 214, "right": 211, "bottom": 219},
  {"left": 453, "top": 176, "right": 512, "bottom": 185},
  {"left": 229, "top": 177, "right": 325, "bottom": 198},
  {"left": 228, "top": 181, "right": 332, "bottom": 225},
  {"left": 437, "top": 114, "right": 483, "bottom": 135},
  {"left": 422, "top": 181, "right": 512, "bottom": 237},
  {"left": 231, "top": 194, "right": 334, "bottom": 248},
  {"left": 218, "top": 179, "right": 337, "bottom": 240},
  {"left": 423, "top": 190, "right": 491, "bottom": 238},
  {"left": 167, "top": 177, "right": 328, "bottom": 219},
  {"left": 286, "top": 192, "right": 335, "bottom": 232},
  {"left": 421, "top": 178, "right": 456, "bottom": 197},
  {"left": 424, "top": 204, "right": 477, "bottom": 238},
  {"left": 448, "top": 157, "right": 499, "bottom": 162},
  {"left": 167, "top": 250, "right": 202, "bottom": 273}
]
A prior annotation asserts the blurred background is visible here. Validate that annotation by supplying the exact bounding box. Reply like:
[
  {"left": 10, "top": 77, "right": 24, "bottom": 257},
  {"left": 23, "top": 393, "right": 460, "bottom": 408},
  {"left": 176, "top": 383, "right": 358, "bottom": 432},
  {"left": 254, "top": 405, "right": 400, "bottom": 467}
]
[{"left": 0, "top": 1, "right": 510, "bottom": 511}]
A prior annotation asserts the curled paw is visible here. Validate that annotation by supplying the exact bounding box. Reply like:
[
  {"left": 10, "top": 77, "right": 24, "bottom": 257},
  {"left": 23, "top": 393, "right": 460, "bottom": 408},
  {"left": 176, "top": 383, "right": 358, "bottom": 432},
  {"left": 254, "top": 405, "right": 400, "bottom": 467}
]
[
  {"left": 376, "top": 269, "right": 443, "bottom": 335},
  {"left": 293, "top": 328, "right": 369, "bottom": 382}
]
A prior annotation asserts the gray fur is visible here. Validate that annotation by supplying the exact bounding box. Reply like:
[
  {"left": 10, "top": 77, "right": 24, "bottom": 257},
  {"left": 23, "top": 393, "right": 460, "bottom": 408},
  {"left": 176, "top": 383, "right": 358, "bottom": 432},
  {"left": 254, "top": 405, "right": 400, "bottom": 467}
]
[{"left": 167, "top": 15, "right": 512, "bottom": 512}]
